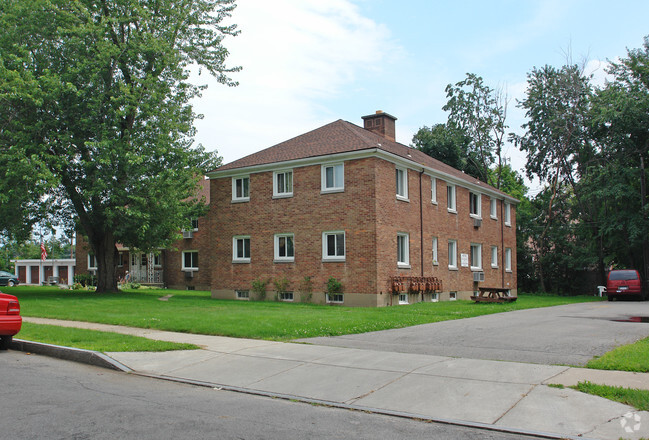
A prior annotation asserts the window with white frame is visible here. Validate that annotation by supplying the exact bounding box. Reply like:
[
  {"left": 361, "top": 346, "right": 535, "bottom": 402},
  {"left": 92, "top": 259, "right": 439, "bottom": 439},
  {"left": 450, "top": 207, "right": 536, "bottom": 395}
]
[
  {"left": 449, "top": 292, "right": 457, "bottom": 301},
  {"left": 432, "top": 237, "right": 439, "bottom": 265},
  {"left": 182, "top": 251, "right": 198, "bottom": 270},
  {"left": 505, "top": 202, "right": 511, "bottom": 226},
  {"left": 469, "top": 192, "right": 481, "bottom": 218},
  {"left": 505, "top": 248, "right": 512, "bottom": 272},
  {"left": 397, "top": 233, "right": 410, "bottom": 267},
  {"left": 274, "top": 234, "right": 294, "bottom": 262},
  {"left": 232, "top": 236, "right": 251, "bottom": 263},
  {"left": 448, "top": 239, "right": 457, "bottom": 269},
  {"left": 273, "top": 170, "right": 293, "bottom": 197},
  {"left": 154, "top": 254, "right": 162, "bottom": 267},
  {"left": 398, "top": 293, "right": 409, "bottom": 304},
  {"left": 191, "top": 218, "right": 199, "bottom": 231},
  {"left": 323, "top": 231, "right": 345, "bottom": 261},
  {"left": 491, "top": 246, "right": 498, "bottom": 268},
  {"left": 232, "top": 176, "right": 250, "bottom": 202},
  {"left": 490, "top": 198, "right": 497, "bottom": 219},
  {"left": 279, "top": 292, "right": 294, "bottom": 301},
  {"left": 470, "top": 243, "right": 482, "bottom": 270},
  {"left": 431, "top": 292, "right": 439, "bottom": 302},
  {"left": 447, "top": 184, "right": 456, "bottom": 212},
  {"left": 88, "top": 254, "right": 97, "bottom": 270},
  {"left": 396, "top": 167, "right": 408, "bottom": 200},
  {"left": 431, "top": 177, "right": 437, "bottom": 204},
  {"left": 326, "top": 293, "right": 344, "bottom": 303},
  {"left": 236, "top": 290, "right": 249, "bottom": 300},
  {"left": 321, "top": 163, "right": 344, "bottom": 192}
]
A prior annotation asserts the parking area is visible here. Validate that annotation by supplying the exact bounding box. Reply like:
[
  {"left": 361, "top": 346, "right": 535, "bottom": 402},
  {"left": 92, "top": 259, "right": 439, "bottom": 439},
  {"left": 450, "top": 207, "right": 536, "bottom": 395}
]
[{"left": 298, "top": 301, "right": 649, "bottom": 365}]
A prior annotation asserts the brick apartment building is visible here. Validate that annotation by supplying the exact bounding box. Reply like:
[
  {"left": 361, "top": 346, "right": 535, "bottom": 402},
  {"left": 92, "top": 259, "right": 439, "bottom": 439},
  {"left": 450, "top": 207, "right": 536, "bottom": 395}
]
[
  {"left": 207, "top": 111, "right": 518, "bottom": 306},
  {"left": 75, "top": 178, "right": 212, "bottom": 291}
]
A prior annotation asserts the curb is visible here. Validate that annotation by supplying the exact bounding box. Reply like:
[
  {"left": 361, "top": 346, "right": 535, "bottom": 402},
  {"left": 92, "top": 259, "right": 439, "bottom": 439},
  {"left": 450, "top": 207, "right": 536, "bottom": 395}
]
[{"left": 10, "top": 339, "right": 132, "bottom": 372}]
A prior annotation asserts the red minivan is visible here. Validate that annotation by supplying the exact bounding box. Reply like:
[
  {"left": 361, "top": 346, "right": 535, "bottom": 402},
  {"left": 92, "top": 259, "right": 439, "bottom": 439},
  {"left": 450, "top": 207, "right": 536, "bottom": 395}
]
[
  {"left": 606, "top": 269, "right": 645, "bottom": 301},
  {"left": 0, "top": 291, "right": 22, "bottom": 349}
]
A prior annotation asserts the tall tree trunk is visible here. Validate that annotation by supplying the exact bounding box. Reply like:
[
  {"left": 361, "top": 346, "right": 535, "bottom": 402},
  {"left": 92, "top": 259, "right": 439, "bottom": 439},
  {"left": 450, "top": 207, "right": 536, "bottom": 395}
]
[
  {"left": 641, "top": 155, "right": 649, "bottom": 293},
  {"left": 91, "top": 231, "right": 118, "bottom": 293}
]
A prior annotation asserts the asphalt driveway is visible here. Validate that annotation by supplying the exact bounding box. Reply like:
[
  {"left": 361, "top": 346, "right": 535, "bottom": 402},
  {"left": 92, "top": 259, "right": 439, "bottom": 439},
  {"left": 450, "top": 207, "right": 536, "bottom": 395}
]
[{"left": 297, "top": 301, "right": 649, "bottom": 365}]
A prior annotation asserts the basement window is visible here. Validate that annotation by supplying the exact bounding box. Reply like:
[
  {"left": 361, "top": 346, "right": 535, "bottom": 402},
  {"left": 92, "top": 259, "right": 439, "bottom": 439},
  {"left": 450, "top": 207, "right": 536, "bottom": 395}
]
[
  {"left": 449, "top": 292, "right": 457, "bottom": 301},
  {"left": 236, "top": 290, "right": 249, "bottom": 300}
]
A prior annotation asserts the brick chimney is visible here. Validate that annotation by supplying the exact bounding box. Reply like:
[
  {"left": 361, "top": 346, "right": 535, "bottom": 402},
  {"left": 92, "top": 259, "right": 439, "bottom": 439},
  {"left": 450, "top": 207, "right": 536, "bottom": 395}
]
[{"left": 361, "top": 110, "right": 397, "bottom": 141}]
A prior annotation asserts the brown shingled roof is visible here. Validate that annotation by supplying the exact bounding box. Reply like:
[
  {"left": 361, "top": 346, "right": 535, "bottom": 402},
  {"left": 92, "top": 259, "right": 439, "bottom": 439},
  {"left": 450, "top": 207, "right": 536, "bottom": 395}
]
[{"left": 213, "top": 119, "right": 514, "bottom": 200}]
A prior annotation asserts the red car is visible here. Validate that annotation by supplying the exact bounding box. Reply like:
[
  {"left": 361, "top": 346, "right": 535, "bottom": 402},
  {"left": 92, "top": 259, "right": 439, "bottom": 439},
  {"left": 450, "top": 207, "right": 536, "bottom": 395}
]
[
  {"left": 607, "top": 269, "right": 645, "bottom": 301},
  {"left": 0, "top": 292, "right": 22, "bottom": 349}
]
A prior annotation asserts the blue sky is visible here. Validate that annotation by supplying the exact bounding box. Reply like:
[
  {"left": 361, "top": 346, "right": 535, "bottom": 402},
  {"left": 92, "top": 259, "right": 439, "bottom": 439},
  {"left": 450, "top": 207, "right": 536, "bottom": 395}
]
[{"left": 192, "top": 0, "right": 649, "bottom": 193}]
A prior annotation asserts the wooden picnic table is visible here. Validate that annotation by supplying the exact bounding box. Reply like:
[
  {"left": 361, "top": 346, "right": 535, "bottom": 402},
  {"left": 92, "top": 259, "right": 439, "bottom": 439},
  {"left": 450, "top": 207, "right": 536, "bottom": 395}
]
[{"left": 470, "top": 287, "right": 517, "bottom": 303}]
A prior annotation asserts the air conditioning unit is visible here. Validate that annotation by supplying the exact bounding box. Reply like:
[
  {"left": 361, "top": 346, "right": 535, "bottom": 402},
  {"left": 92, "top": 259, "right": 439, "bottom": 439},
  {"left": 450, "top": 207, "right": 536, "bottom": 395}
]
[
  {"left": 473, "top": 218, "right": 482, "bottom": 228},
  {"left": 182, "top": 230, "right": 193, "bottom": 239},
  {"left": 473, "top": 271, "right": 485, "bottom": 282},
  {"left": 184, "top": 270, "right": 194, "bottom": 279}
]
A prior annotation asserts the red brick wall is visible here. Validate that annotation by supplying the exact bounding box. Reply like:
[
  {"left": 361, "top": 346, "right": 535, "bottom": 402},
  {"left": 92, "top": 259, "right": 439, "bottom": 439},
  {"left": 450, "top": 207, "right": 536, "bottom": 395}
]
[
  {"left": 211, "top": 156, "right": 517, "bottom": 305},
  {"left": 210, "top": 158, "right": 378, "bottom": 300}
]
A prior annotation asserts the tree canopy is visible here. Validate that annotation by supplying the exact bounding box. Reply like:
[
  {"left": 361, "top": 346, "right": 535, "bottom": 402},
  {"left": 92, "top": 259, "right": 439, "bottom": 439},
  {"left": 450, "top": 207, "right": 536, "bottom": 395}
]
[{"left": 0, "top": 0, "right": 239, "bottom": 292}]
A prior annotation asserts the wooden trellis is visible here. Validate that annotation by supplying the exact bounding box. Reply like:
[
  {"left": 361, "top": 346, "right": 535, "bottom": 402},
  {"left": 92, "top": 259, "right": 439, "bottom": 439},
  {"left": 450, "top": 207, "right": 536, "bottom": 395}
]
[{"left": 389, "top": 276, "right": 442, "bottom": 294}]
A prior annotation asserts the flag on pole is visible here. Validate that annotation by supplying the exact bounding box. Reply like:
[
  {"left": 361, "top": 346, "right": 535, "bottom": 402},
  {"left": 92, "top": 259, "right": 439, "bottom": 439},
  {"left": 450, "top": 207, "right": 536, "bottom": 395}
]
[{"left": 40, "top": 242, "right": 47, "bottom": 261}]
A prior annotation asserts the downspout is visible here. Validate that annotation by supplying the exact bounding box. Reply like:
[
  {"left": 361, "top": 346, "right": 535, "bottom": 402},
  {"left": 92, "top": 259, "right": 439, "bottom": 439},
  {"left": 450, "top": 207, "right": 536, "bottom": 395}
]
[
  {"left": 501, "top": 199, "right": 505, "bottom": 288},
  {"left": 420, "top": 169, "right": 425, "bottom": 302}
]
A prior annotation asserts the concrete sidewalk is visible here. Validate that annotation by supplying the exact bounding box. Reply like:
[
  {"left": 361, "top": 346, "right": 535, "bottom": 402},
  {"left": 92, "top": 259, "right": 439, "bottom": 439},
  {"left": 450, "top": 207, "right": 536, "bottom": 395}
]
[{"left": 22, "top": 317, "right": 649, "bottom": 440}]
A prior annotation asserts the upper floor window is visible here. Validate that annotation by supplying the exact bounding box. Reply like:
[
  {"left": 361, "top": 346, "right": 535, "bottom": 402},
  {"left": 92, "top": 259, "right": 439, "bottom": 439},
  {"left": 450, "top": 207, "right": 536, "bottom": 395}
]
[
  {"left": 322, "top": 163, "right": 344, "bottom": 193},
  {"left": 469, "top": 192, "right": 481, "bottom": 218},
  {"left": 191, "top": 218, "right": 199, "bottom": 230},
  {"left": 431, "top": 177, "right": 437, "bottom": 204},
  {"left": 396, "top": 167, "right": 408, "bottom": 200},
  {"left": 504, "top": 202, "right": 511, "bottom": 226},
  {"left": 432, "top": 237, "right": 438, "bottom": 265},
  {"left": 323, "top": 231, "right": 345, "bottom": 261},
  {"left": 273, "top": 170, "right": 293, "bottom": 198},
  {"left": 397, "top": 233, "right": 410, "bottom": 268},
  {"left": 274, "top": 233, "right": 295, "bottom": 262},
  {"left": 88, "top": 254, "right": 97, "bottom": 270},
  {"left": 490, "top": 198, "right": 497, "bottom": 219},
  {"left": 470, "top": 243, "right": 482, "bottom": 270},
  {"left": 447, "top": 184, "right": 456, "bottom": 212},
  {"left": 232, "top": 176, "right": 250, "bottom": 202},
  {"left": 233, "top": 236, "right": 251, "bottom": 263},
  {"left": 182, "top": 251, "right": 198, "bottom": 270}
]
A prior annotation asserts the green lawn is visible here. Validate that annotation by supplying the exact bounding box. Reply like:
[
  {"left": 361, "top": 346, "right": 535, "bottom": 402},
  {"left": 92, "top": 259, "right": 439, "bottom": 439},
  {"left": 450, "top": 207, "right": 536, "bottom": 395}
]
[
  {"left": 573, "top": 381, "right": 649, "bottom": 412},
  {"left": 6, "top": 286, "right": 602, "bottom": 341},
  {"left": 587, "top": 335, "right": 649, "bottom": 373},
  {"left": 18, "top": 322, "right": 199, "bottom": 352}
]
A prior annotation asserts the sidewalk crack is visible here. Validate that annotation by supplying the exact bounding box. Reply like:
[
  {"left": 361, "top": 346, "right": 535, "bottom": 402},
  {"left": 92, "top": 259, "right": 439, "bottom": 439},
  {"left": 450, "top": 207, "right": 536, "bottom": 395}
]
[{"left": 492, "top": 384, "right": 536, "bottom": 424}]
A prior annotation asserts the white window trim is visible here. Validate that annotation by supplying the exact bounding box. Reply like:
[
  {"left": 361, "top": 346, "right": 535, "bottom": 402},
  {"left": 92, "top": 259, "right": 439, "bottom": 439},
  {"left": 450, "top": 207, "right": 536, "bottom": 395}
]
[
  {"left": 448, "top": 239, "right": 458, "bottom": 270},
  {"left": 447, "top": 184, "right": 457, "bottom": 213},
  {"left": 490, "top": 198, "right": 498, "bottom": 220},
  {"left": 505, "top": 248, "right": 512, "bottom": 272},
  {"left": 431, "top": 177, "right": 438, "bottom": 204},
  {"left": 279, "top": 291, "right": 294, "bottom": 302},
  {"left": 274, "top": 233, "right": 295, "bottom": 262},
  {"left": 273, "top": 170, "right": 293, "bottom": 198},
  {"left": 321, "top": 163, "right": 344, "bottom": 193},
  {"left": 326, "top": 293, "right": 344, "bottom": 304},
  {"left": 232, "top": 236, "right": 251, "bottom": 263},
  {"left": 236, "top": 290, "right": 250, "bottom": 300},
  {"left": 397, "top": 233, "right": 410, "bottom": 268},
  {"left": 432, "top": 237, "right": 439, "bottom": 266},
  {"left": 88, "top": 255, "right": 97, "bottom": 270},
  {"left": 431, "top": 292, "right": 439, "bottom": 302},
  {"left": 470, "top": 243, "right": 482, "bottom": 271},
  {"left": 449, "top": 292, "right": 457, "bottom": 301},
  {"left": 322, "top": 231, "right": 346, "bottom": 261},
  {"left": 232, "top": 176, "right": 250, "bottom": 202},
  {"left": 505, "top": 202, "right": 511, "bottom": 226},
  {"left": 469, "top": 192, "right": 482, "bottom": 219},
  {"left": 396, "top": 167, "right": 409, "bottom": 201},
  {"left": 491, "top": 246, "right": 498, "bottom": 268},
  {"left": 398, "top": 293, "right": 409, "bottom": 305},
  {"left": 182, "top": 250, "right": 199, "bottom": 271}
]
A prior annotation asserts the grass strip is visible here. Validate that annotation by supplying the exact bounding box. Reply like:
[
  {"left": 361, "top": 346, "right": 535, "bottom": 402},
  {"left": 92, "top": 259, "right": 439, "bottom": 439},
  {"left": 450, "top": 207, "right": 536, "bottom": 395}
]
[
  {"left": 18, "top": 322, "right": 200, "bottom": 352},
  {"left": 5, "top": 286, "right": 602, "bottom": 341},
  {"left": 572, "top": 381, "right": 649, "bottom": 412},
  {"left": 587, "top": 336, "right": 649, "bottom": 373}
]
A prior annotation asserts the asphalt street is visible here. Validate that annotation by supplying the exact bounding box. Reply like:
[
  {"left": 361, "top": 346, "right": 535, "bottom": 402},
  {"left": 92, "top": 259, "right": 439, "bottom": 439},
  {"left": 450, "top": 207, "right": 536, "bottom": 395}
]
[
  {"left": 297, "top": 301, "right": 649, "bottom": 365},
  {"left": 0, "top": 351, "right": 541, "bottom": 440}
]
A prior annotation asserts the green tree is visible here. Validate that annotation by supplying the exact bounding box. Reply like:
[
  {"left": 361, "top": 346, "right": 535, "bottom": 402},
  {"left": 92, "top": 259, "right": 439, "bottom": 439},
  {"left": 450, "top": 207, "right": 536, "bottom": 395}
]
[
  {"left": 411, "top": 123, "right": 480, "bottom": 178},
  {"left": 443, "top": 73, "right": 508, "bottom": 187},
  {"left": 0, "top": 0, "right": 239, "bottom": 292}
]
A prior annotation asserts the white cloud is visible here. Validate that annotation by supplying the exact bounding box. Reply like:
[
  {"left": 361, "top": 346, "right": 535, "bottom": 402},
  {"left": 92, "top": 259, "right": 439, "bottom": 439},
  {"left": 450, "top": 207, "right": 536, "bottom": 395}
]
[{"left": 191, "top": 0, "right": 396, "bottom": 164}]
